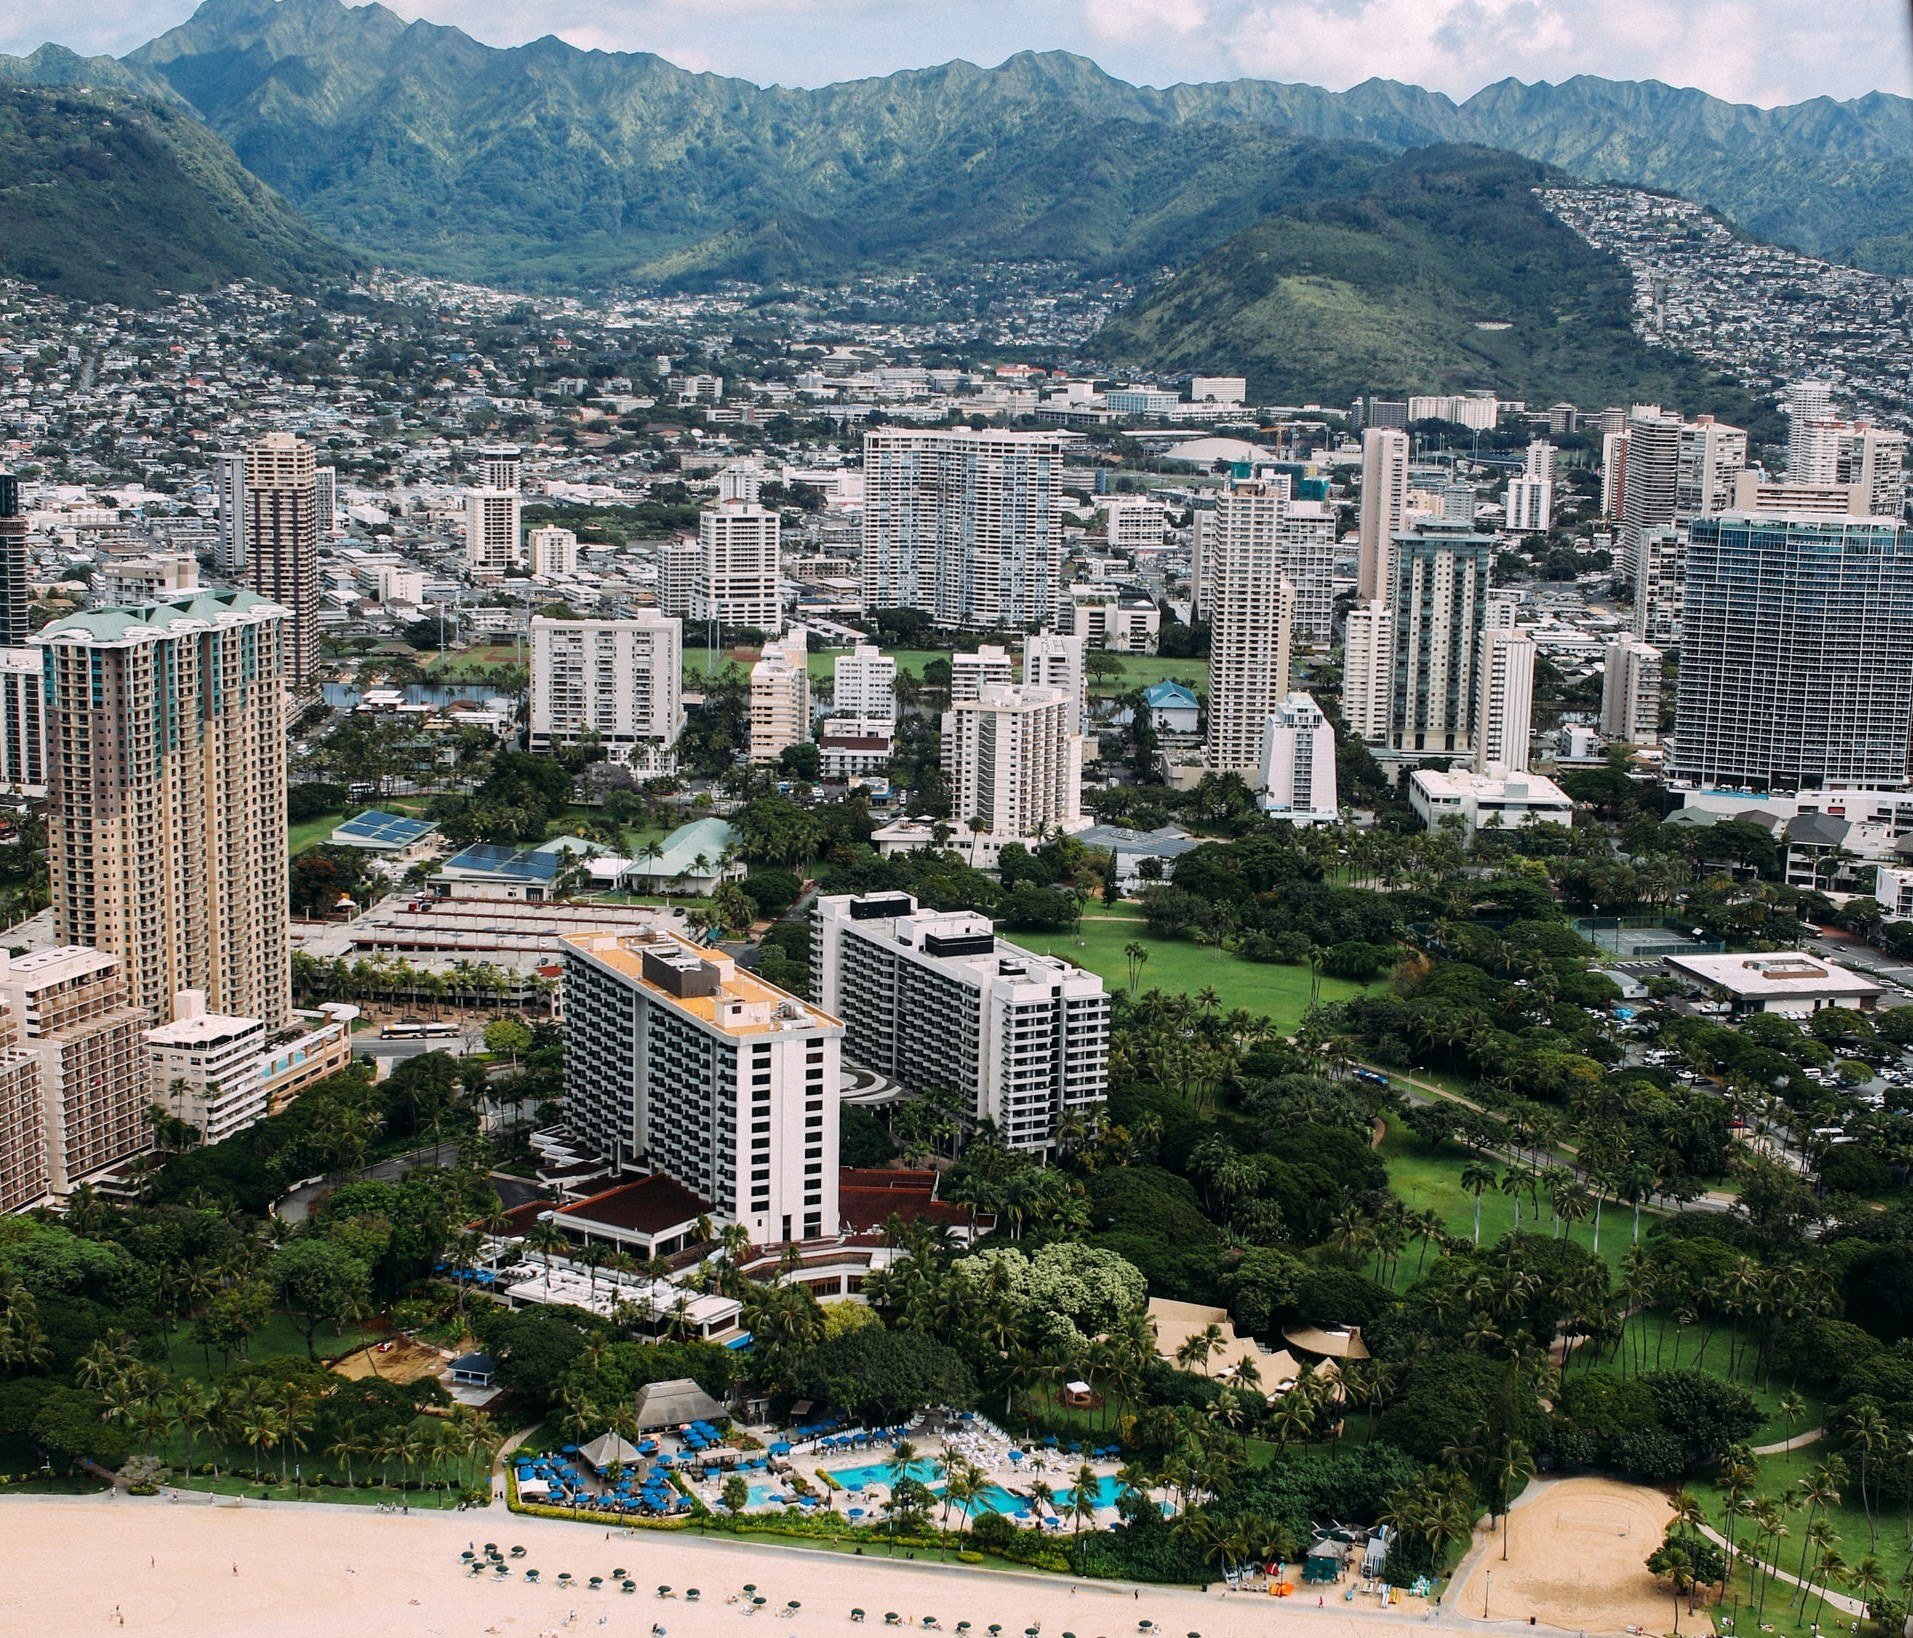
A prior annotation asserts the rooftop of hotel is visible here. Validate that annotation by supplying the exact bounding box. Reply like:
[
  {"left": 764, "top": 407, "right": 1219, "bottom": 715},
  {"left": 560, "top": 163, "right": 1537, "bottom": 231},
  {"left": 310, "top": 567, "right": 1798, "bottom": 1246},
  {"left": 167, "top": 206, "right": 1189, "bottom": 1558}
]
[
  {"left": 32, "top": 586, "right": 290, "bottom": 644},
  {"left": 554, "top": 1173, "right": 713, "bottom": 1237},
  {"left": 820, "top": 893, "right": 1106, "bottom": 994},
  {"left": 562, "top": 926, "right": 841, "bottom": 1037}
]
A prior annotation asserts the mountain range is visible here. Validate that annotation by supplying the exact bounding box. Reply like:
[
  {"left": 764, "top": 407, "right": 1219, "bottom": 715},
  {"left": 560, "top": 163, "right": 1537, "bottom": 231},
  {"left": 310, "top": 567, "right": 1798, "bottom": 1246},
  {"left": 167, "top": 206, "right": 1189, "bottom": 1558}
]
[
  {"left": 2, "top": 0, "right": 1909, "bottom": 291},
  {"left": 0, "top": 81, "right": 355, "bottom": 305},
  {"left": 1094, "top": 146, "right": 1768, "bottom": 412}
]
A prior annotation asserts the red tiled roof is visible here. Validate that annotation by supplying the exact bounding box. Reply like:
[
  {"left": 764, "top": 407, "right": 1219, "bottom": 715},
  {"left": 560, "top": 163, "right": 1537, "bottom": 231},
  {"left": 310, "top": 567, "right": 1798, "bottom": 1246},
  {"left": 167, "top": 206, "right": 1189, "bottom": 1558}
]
[
  {"left": 555, "top": 1173, "right": 711, "bottom": 1236},
  {"left": 837, "top": 1168, "right": 975, "bottom": 1231}
]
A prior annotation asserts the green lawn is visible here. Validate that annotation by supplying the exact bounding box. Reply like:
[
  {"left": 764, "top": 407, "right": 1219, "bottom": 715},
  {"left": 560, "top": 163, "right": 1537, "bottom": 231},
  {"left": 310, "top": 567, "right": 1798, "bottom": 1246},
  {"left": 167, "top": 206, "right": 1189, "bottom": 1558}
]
[
  {"left": 159, "top": 1312, "right": 386, "bottom": 1381},
  {"left": 1027, "top": 907, "right": 1380, "bottom": 1035},
  {"left": 1380, "top": 1124, "right": 1644, "bottom": 1278},
  {"left": 784, "top": 644, "right": 1212, "bottom": 700},
  {"left": 1581, "top": 1312, "right": 1825, "bottom": 1448},
  {"left": 289, "top": 812, "right": 346, "bottom": 856},
  {"left": 1697, "top": 1441, "right": 1905, "bottom": 1629}
]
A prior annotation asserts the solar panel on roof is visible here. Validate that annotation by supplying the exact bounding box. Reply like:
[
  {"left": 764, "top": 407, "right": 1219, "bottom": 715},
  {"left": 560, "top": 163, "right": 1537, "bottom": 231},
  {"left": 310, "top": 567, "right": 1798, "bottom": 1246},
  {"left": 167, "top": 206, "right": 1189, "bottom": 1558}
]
[{"left": 332, "top": 809, "right": 435, "bottom": 846}]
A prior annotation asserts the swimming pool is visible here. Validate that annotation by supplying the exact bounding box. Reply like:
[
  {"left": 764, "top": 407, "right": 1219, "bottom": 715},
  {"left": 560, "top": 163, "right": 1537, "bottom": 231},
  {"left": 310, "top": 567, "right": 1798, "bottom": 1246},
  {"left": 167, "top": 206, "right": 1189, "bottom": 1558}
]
[
  {"left": 1054, "top": 1476, "right": 1128, "bottom": 1510},
  {"left": 827, "top": 1458, "right": 941, "bottom": 1491},
  {"left": 746, "top": 1482, "right": 789, "bottom": 1507},
  {"left": 929, "top": 1482, "right": 1024, "bottom": 1517}
]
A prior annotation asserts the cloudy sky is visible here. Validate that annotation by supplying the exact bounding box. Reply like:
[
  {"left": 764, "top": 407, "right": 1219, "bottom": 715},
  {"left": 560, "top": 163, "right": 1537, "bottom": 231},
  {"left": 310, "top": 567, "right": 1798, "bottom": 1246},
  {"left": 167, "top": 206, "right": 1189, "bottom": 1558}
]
[{"left": 7, "top": 0, "right": 1910, "bottom": 105}]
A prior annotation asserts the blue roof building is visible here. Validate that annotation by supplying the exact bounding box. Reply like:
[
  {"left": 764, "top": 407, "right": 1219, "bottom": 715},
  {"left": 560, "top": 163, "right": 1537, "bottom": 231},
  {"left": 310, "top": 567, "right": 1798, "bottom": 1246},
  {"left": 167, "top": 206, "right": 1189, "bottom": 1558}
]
[
  {"left": 434, "top": 841, "right": 573, "bottom": 902},
  {"left": 1141, "top": 680, "right": 1202, "bottom": 736},
  {"left": 328, "top": 809, "right": 439, "bottom": 855}
]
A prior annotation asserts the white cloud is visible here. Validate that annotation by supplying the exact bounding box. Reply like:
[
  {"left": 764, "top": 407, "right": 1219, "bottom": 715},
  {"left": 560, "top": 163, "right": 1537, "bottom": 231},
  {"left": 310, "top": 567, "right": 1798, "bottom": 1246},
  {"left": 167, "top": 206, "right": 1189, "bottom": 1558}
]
[
  {"left": 1208, "top": 0, "right": 1909, "bottom": 104},
  {"left": 1084, "top": 0, "right": 1210, "bottom": 46}
]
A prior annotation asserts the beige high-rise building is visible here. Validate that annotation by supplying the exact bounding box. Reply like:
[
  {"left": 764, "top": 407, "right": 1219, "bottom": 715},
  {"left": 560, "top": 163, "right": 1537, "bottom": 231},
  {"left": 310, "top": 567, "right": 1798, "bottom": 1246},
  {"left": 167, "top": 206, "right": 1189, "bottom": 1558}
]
[
  {"left": 0, "top": 948, "right": 148, "bottom": 1199},
  {"left": 561, "top": 928, "right": 842, "bottom": 1242},
  {"left": 242, "top": 432, "right": 320, "bottom": 689},
  {"left": 697, "top": 500, "right": 782, "bottom": 634},
  {"left": 466, "top": 487, "right": 522, "bottom": 579},
  {"left": 1341, "top": 599, "right": 1393, "bottom": 743},
  {"left": 1203, "top": 479, "right": 1295, "bottom": 782},
  {"left": 1356, "top": 428, "right": 1410, "bottom": 602},
  {"left": 1602, "top": 637, "right": 1663, "bottom": 747},
  {"left": 941, "top": 683, "right": 1083, "bottom": 866},
  {"left": 527, "top": 524, "right": 579, "bottom": 579},
  {"left": 749, "top": 630, "right": 811, "bottom": 762},
  {"left": 0, "top": 1001, "right": 45, "bottom": 1215},
  {"left": 33, "top": 589, "right": 292, "bottom": 1030}
]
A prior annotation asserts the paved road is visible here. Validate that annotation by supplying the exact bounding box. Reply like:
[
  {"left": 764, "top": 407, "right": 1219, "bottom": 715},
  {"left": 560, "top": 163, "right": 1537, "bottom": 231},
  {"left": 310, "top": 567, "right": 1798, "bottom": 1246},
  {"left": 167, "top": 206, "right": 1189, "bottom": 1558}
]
[{"left": 275, "top": 1141, "right": 465, "bottom": 1225}]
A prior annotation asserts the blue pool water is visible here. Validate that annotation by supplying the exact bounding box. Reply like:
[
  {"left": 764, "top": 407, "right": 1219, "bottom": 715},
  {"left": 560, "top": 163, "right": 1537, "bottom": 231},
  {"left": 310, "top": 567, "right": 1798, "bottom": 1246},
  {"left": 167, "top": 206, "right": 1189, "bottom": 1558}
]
[
  {"left": 746, "top": 1483, "right": 788, "bottom": 1506},
  {"left": 929, "top": 1482, "right": 1024, "bottom": 1517},
  {"left": 828, "top": 1458, "right": 941, "bottom": 1491},
  {"left": 1054, "top": 1476, "right": 1127, "bottom": 1510}
]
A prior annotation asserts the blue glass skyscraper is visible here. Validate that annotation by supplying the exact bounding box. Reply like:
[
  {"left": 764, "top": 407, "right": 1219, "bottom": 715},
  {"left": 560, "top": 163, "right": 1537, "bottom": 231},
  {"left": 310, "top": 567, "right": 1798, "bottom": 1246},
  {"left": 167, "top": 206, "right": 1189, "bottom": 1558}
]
[{"left": 1673, "top": 512, "right": 1913, "bottom": 792}]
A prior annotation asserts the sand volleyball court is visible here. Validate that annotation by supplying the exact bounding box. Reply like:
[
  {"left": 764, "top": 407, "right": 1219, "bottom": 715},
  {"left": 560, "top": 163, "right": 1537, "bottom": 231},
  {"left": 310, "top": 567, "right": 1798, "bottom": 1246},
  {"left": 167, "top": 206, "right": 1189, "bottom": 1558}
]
[{"left": 1448, "top": 1476, "right": 1675, "bottom": 1635}]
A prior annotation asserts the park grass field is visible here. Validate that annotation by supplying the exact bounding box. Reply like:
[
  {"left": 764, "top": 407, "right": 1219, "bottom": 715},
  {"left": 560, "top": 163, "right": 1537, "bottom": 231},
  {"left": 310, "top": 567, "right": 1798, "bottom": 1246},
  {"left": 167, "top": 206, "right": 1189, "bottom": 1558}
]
[
  {"left": 1027, "top": 907, "right": 1378, "bottom": 1035},
  {"left": 289, "top": 812, "right": 346, "bottom": 856},
  {"left": 1697, "top": 1440, "right": 1902, "bottom": 1632},
  {"left": 1576, "top": 1311, "right": 1826, "bottom": 1448}
]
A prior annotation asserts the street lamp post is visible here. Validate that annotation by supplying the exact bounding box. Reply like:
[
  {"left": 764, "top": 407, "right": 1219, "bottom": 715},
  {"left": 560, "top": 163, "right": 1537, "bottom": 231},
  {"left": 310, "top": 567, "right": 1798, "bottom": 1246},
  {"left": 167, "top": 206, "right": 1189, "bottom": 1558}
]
[{"left": 1483, "top": 1569, "right": 1492, "bottom": 1621}]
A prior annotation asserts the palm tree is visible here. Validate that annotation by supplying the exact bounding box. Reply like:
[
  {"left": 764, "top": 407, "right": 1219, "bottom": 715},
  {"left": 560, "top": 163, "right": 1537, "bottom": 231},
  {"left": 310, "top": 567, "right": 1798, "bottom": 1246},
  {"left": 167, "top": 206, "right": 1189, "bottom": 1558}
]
[
  {"left": 328, "top": 1431, "right": 363, "bottom": 1490},
  {"left": 1657, "top": 1543, "right": 1694, "bottom": 1635},
  {"left": 1848, "top": 1401, "right": 1889, "bottom": 1548},
  {"left": 1068, "top": 1461, "right": 1100, "bottom": 1568},
  {"left": 1850, "top": 1553, "right": 1887, "bottom": 1626},
  {"left": 173, "top": 1382, "right": 216, "bottom": 1479},
  {"left": 1778, "top": 1392, "right": 1807, "bottom": 1452}
]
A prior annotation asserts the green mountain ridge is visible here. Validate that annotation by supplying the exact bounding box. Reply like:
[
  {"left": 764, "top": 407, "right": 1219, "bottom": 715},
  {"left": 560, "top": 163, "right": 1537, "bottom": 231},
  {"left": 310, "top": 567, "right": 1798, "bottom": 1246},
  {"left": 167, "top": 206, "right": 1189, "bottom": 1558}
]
[
  {"left": 1091, "top": 146, "right": 1766, "bottom": 416},
  {"left": 0, "top": 0, "right": 1896, "bottom": 287},
  {"left": 0, "top": 82, "right": 358, "bottom": 306}
]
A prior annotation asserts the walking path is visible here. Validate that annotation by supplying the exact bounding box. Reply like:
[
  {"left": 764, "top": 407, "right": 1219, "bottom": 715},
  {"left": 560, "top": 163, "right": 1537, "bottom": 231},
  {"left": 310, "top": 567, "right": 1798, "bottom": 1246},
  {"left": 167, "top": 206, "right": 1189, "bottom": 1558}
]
[
  {"left": 1751, "top": 1427, "right": 1825, "bottom": 1455},
  {"left": 1694, "top": 1519, "right": 1865, "bottom": 1617}
]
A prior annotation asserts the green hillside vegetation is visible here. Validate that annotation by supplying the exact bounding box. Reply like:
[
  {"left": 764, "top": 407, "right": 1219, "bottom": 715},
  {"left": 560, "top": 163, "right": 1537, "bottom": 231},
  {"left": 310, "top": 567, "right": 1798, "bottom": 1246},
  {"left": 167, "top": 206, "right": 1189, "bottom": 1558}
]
[
  {"left": 1093, "top": 146, "right": 1766, "bottom": 410},
  {"left": 0, "top": 84, "right": 357, "bottom": 305},
  {"left": 0, "top": 0, "right": 1888, "bottom": 286}
]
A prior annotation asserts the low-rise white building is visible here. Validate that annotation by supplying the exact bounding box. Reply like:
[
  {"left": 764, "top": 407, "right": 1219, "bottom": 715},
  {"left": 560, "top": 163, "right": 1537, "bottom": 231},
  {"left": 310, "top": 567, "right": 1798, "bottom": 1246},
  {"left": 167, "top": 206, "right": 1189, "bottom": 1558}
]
[
  {"left": 1663, "top": 951, "right": 1882, "bottom": 1017},
  {"left": 1069, "top": 583, "right": 1160, "bottom": 653},
  {"left": 1408, "top": 768, "right": 1575, "bottom": 836},
  {"left": 817, "top": 717, "right": 894, "bottom": 782}
]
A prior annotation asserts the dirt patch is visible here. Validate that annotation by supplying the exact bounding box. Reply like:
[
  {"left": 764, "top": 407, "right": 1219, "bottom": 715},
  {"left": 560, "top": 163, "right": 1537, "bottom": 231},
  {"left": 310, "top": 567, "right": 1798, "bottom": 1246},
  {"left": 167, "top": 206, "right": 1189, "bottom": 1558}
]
[
  {"left": 1448, "top": 1476, "right": 1673, "bottom": 1635},
  {"left": 330, "top": 1337, "right": 446, "bottom": 1386}
]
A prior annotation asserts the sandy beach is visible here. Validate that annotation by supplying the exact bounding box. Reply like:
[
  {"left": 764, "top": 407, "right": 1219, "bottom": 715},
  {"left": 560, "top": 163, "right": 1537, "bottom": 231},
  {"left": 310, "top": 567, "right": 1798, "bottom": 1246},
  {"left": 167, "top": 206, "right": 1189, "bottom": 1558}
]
[{"left": 1, "top": 1492, "right": 1450, "bottom": 1638}]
